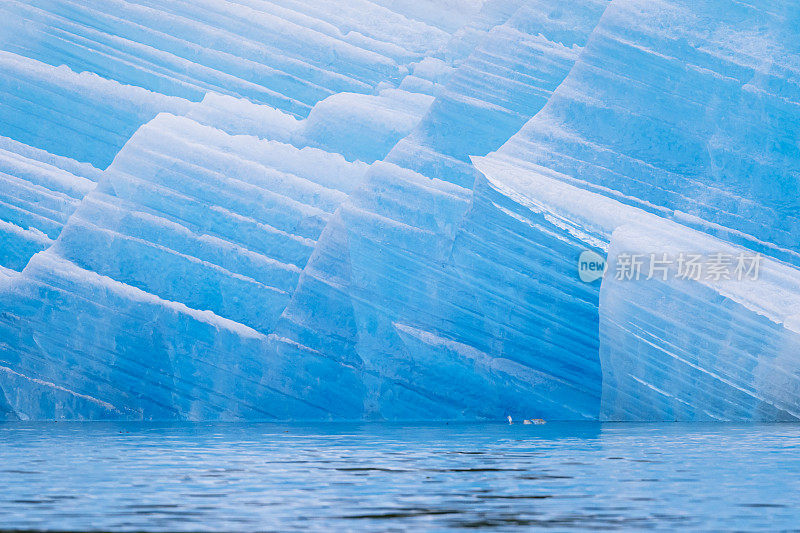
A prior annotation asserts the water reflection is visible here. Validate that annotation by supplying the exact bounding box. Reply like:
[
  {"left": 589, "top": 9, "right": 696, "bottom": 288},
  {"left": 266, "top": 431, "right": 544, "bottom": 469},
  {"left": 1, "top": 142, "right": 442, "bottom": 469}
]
[{"left": 0, "top": 422, "right": 798, "bottom": 530}]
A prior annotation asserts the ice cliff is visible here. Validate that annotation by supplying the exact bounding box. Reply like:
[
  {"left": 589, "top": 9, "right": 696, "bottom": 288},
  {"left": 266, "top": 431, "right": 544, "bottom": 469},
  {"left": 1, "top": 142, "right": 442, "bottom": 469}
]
[{"left": 0, "top": 0, "right": 799, "bottom": 421}]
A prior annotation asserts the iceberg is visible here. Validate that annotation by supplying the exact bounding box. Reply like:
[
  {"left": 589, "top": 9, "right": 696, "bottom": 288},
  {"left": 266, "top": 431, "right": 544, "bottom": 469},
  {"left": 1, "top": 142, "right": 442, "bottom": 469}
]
[
  {"left": 1, "top": 0, "right": 800, "bottom": 421},
  {"left": 473, "top": 0, "right": 800, "bottom": 420},
  {"left": 490, "top": 0, "right": 800, "bottom": 264},
  {"left": 474, "top": 156, "right": 800, "bottom": 422},
  {"left": 270, "top": 0, "right": 611, "bottom": 420},
  {"left": 0, "top": 110, "right": 371, "bottom": 420}
]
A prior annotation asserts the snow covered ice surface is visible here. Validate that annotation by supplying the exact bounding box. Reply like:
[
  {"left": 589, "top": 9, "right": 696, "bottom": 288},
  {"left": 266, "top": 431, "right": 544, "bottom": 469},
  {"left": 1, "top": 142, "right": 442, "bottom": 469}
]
[{"left": 1, "top": 0, "right": 799, "bottom": 421}]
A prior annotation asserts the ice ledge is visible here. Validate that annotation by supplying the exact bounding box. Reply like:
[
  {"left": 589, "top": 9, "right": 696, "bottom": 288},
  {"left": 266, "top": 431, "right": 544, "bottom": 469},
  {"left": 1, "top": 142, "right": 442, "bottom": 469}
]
[{"left": 20, "top": 251, "right": 267, "bottom": 341}]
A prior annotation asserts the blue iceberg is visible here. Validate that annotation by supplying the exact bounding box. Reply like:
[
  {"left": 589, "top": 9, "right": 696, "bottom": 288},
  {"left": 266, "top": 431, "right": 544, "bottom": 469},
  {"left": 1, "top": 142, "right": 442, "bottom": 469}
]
[{"left": 1, "top": 0, "right": 799, "bottom": 421}]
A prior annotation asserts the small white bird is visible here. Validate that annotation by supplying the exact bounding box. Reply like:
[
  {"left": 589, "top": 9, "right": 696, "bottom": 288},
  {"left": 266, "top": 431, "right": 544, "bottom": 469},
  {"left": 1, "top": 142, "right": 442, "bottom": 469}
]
[{"left": 507, "top": 415, "right": 513, "bottom": 425}]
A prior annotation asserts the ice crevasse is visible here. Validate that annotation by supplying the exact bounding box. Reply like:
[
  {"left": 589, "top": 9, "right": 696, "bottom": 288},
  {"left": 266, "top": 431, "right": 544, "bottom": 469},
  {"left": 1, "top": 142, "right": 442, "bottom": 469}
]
[{"left": 1, "top": 0, "right": 799, "bottom": 421}]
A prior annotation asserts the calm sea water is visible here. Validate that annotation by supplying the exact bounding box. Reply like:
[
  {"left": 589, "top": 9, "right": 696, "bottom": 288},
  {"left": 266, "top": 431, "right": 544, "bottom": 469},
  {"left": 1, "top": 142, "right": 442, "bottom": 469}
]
[{"left": 1, "top": 422, "right": 799, "bottom": 531}]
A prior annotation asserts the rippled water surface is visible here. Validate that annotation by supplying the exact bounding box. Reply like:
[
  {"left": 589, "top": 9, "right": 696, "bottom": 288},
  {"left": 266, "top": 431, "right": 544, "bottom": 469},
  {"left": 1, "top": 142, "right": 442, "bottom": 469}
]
[{"left": 1, "top": 422, "right": 799, "bottom": 531}]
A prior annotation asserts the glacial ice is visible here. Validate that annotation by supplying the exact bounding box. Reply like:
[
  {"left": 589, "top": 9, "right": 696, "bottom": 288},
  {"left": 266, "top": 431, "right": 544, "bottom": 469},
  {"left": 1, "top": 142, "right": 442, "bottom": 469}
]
[
  {"left": 0, "top": 109, "right": 372, "bottom": 419},
  {"left": 474, "top": 157, "right": 800, "bottom": 421},
  {"left": 0, "top": 0, "right": 478, "bottom": 114},
  {"left": 491, "top": 0, "right": 800, "bottom": 264},
  {"left": 1, "top": 0, "right": 800, "bottom": 421},
  {"left": 0, "top": 135, "right": 100, "bottom": 271},
  {"left": 601, "top": 222, "right": 800, "bottom": 422},
  {"left": 477, "top": 0, "right": 800, "bottom": 420},
  {"left": 0, "top": 51, "right": 191, "bottom": 168},
  {"left": 270, "top": 0, "right": 611, "bottom": 420}
]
